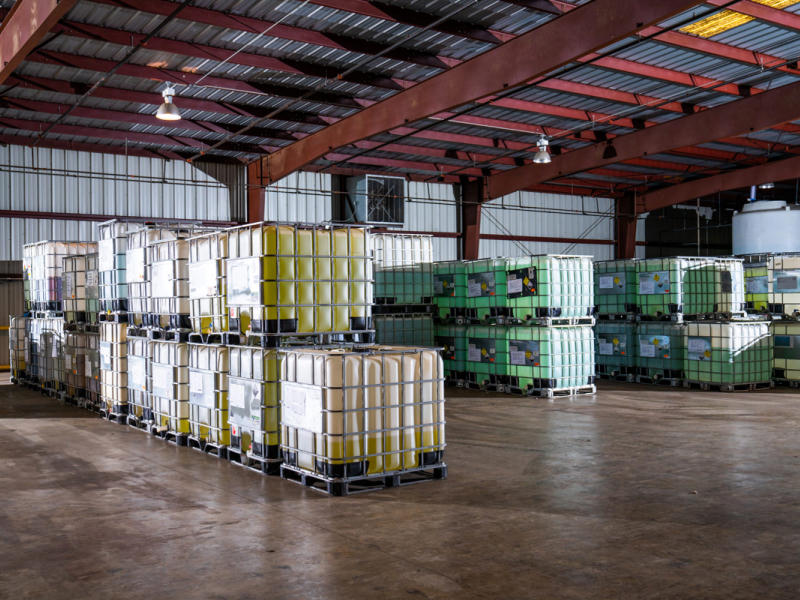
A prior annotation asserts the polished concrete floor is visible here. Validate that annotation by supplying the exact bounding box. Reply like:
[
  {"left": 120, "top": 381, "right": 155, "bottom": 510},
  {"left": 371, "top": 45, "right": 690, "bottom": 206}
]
[{"left": 1, "top": 377, "right": 799, "bottom": 599}]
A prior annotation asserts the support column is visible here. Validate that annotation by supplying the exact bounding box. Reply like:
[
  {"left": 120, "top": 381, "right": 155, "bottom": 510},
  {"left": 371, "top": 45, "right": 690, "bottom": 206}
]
[
  {"left": 460, "top": 177, "right": 484, "bottom": 261},
  {"left": 615, "top": 193, "right": 637, "bottom": 259},
  {"left": 247, "top": 161, "right": 265, "bottom": 223}
]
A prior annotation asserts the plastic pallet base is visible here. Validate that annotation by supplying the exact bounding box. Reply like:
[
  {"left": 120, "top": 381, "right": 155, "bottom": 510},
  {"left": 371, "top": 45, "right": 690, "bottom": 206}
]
[
  {"left": 99, "top": 312, "right": 129, "bottom": 324},
  {"left": 373, "top": 303, "right": 434, "bottom": 315},
  {"left": 187, "top": 436, "right": 229, "bottom": 459},
  {"left": 507, "top": 384, "right": 597, "bottom": 398},
  {"left": 682, "top": 380, "right": 774, "bottom": 393},
  {"left": 231, "top": 331, "right": 376, "bottom": 349},
  {"left": 126, "top": 414, "right": 152, "bottom": 432},
  {"left": 596, "top": 314, "right": 636, "bottom": 321},
  {"left": 99, "top": 409, "right": 128, "bottom": 424},
  {"left": 279, "top": 463, "right": 447, "bottom": 496},
  {"left": 148, "top": 329, "right": 192, "bottom": 342},
  {"left": 596, "top": 373, "right": 636, "bottom": 383},
  {"left": 126, "top": 326, "right": 149, "bottom": 338},
  {"left": 187, "top": 332, "right": 225, "bottom": 345},
  {"left": 772, "top": 378, "right": 800, "bottom": 388},
  {"left": 227, "top": 448, "right": 281, "bottom": 475},
  {"left": 635, "top": 375, "right": 684, "bottom": 387}
]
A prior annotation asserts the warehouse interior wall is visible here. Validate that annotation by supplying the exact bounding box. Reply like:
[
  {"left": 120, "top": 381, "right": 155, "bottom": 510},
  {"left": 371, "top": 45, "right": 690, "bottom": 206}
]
[
  {"left": 264, "top": 172, "right": 636, "bottom": 261},
  {"left": 0, "top": 144, "right": 240, "bottom": 260}
]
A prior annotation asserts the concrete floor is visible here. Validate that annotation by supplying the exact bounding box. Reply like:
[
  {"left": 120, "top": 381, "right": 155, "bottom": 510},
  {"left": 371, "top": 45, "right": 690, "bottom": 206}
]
[{"left": 1, "top": 378, "right": 799, "bottom": 599}]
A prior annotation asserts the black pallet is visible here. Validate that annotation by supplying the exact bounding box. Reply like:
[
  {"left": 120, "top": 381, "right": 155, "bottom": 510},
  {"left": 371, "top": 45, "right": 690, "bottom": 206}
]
[
  {"left": 126, "top": 413, "right": 151, "bottom": 431},
  {"left": 187, "top": 436, "right": 229, "bottom": 459},
  {"left": 232, "top": 331, "right": 375, "bottom": 349},
  {"left": 683, "top": 380, "right": 773, "bottom": 393},
  {"left": 126, "top": 325, "right": 149, "bottom": 338},
  {"left": 635, "top": 374, "right": 683, "bottom": 386},
  {"left": 57, "top": 391, "right": 79, "bottom": 407},
  {"left": 432, "top": 307, "right": 467, "bottom": 325},
  {"left": 150, "top": 427, "right": 189, "bottom": 446},
  {"left": 187, "top": 332, "right": 225, "bottom": 345},
  {"left": 147, "top": 329, "right": 191, "bottom": 342},
  {"left": 228, "top": 447, "right": 281, "bottom": 475},
  {"left": 596, "top": 313, "right": 636, "bottom": 321},
  {"left": 596, "top": 372, "right": 636, "bottom": 383},
  {"left": 64, "top": 312, "right": 99, "bottom": 326},
  {"left": 773, "top": 378, "right": 800, "bottom": 389},
  {"left": 279, "top": 463, "right": 447, "bottom": 496},
  {"left": 99, "top": 408, "right": 128, "bottom": 424},
  {"left": 373, "top": 301, "right": 434, "bottom": 315},
  {"left": 34, "top": 311, "right": 64, "bottom": 320},
  {"left": 99, "top": 312, "right": 129, "bottom": 323}
]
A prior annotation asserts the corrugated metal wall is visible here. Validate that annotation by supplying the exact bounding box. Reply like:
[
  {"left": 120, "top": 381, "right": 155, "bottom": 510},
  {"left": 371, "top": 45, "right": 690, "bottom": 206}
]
[
  {"left": 264, "top": 171, "right": 333, "bottom": 222},
  {"left": 406, "top": 181, "right": 458, "bottom": 261},
  {"left": 0, "top": 144, "right": 240, "bottom": 260},
  {"left": 481, "top": 191, "right": 645, "bottom": 260}
]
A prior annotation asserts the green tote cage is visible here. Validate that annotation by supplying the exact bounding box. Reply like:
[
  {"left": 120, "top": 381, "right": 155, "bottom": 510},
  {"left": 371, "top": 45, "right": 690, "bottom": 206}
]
[
  {"left": 594, "top": 321, "right": 636, "bottom": 380},
  {"left": 594, "top": 259, "right": 638, "bottom": 317},
  {"left": 435, "top": 324, "right": 467, "bottom": 383},
  {"left": 432, "top": 261, "right": 467, "bottom": 321},
  {"left": 771, "top": 321, "right": 800, "bottom": 384},
  {"left": 635, "top": 321, "right": 686, "bottom": 384},
  {"left": 465, "top": 255, "right": 594, "bottom": 323},
  {"left": 684, "top": 321, "right": 772, "bottom": 389}
]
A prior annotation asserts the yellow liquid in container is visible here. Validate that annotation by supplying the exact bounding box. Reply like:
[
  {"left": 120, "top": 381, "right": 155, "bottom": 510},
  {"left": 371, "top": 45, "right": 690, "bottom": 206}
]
[
  {"left": 263, "top": 226, "right": 296, "bottom": 322},
  {"left": 315, "top": 230, "right": 333, "bottom": 332},
  {"left": 296, "top": 228, "right": 315, "bottom": 333},
  {"left": 349, "top": 229, "right": 367, "bottom": 323},
  {"left": 332, "top": 229, "right": 351, "bottom": 331}
]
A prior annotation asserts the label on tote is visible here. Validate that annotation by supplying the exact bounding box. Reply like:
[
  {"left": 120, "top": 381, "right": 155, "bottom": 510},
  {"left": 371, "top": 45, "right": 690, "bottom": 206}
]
[
  {"left": 506, "top": 267, "right": 537, "bottom": 299},
  {"left": 467, "top": 271, "right": 495, "bottom": 298},
  {"left": 746, "top": 276, "right": 768, "bottom": 295},
  {"left": 281, "top": 382, "right": 323, "bottom": 434},
  {"left": 639, "top": 335, "right": 670, "bottom": 359},
  {"left": 189, "top": 369, "right": 215, "bottom": 409},
  {"left": 774, "top": 271, "right": 800, "bottom": 293},
  {"left": 127, "top": 248, "right": 145, "bottom": 282},
  {"left": 226, "top": 258, "right": 260, "bottom": 305},
  {"left": 639, "top": 272, "right": 669, "bottom": 295},
  {"left": 509, "top": 340, "right": 540, "bottom": 366},
  {"left": 434, "top": 274, "right": 455, "bottom": 297},
  {"left": 99, "top": 341, "right": 112, "bottom": 371},
  {"left": 128, "top": 355, "right": 147, "bottom": 392},
  {"left": 468, "top": 338, "right": 495, "bottom": 363},
  {"left": 437, "top": 336, "right": 456, "bottom": 361},
  {"left": 599, "top": 272, "right": 625, "bottom": 294},
  {"left": 228, "top": 377, "right": 262, "bottom": 429},
  {"left": 189, "top": 260, "right": 218, "bottom": 299},
  {"left": 598, "top": 341, "right": 614, "bottom": 356},
  {"left": 64, "top": 273, "right": 76, "bottom": 299},
  {"left": 151, "top": 363, "right": 174, "bottom": 398},
  {"left": 86, "top": 270, "right": 98, "bottom": 289},
  {"left": 687, "top": 337, "right": 711, "bottom": 361},
  {"left": 151, "top": 261, "right": 172, "bottom": 292}
]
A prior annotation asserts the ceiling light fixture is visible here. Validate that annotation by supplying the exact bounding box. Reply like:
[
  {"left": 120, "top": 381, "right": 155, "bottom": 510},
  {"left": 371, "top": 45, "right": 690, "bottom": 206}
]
[
  {"left": 533, "top": 136, "right": 551, "bottom": 164},
  {"left": 602, "top": 141, "right": 618, "bottom": 160},
  {"left": 156, "top": 86, "right": 181, "bottom": 121},
  {"left": 758, "top": 182, "right": 775, "bottom": 190}
]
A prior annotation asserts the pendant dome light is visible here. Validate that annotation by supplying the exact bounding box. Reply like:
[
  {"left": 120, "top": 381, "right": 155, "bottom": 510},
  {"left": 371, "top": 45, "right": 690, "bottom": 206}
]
[
  {"left": 156, "top": 86, "right": 181, "bottom": 121},
  {"left": 532, "top": 135, "right": 551, "bottom": 164}
]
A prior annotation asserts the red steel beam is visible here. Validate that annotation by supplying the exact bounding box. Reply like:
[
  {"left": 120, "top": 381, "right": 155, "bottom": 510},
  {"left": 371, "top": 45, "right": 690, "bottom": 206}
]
[
  {"left": 247, "top": 162, "right": 266, "bottom": 223},
  {"left": 257, "top": 0, "right": 704, "bottom": 183},
  {"left": 615, "top": 194, "right": 637, "bottom": 258},
  {"left": 487, "top": 79, "right": 800, "bottom": 200},
  {"left": 91, "top": 0, "right": 456, "bottom": 70},
  {"left": 0, "top": 0, "right": 77, "bottom": 85},
  {"left": 639, "top": 154, "right": 800, "bottom": 214},
  {"left": 461, "top": 178, "right": 484, "bottom": 260}
]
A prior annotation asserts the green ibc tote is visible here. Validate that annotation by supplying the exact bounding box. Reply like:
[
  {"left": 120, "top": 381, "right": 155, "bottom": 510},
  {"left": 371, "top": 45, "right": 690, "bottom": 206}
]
[
  {"left": 435, "top": 324, "right": 466, "bottom": 381},
  {"left": 684, "top": 321, "right": 772, "bottom": 386},
  {"left": 635, "top": 322, "right": 685, "bottom": 383},
  {"left": 466, "top": 255, "right": 593, "bottom": 322},
  {"left": 636, "top": 257, "right": 745, "bottom": 318},
  {"left": 594, "top": 259, "right": 638, "bottom": 317},
  {"left": 505, "top": 325, "right": 595, "bottom": 392},
  {"left": 594, "top": 321, "right": 636, "bottom": 379},
  {"left": 772, "top": 321, "right": 800, "bottom": 383},
  {"left": 464, "top": 325, "right": 505, "bottom": 388},
  {"left": 374, "top": 263, "right": 433, "bottom": 305},
  {"left": 433, "top": 261, "right": 467, "bottom": 321}
]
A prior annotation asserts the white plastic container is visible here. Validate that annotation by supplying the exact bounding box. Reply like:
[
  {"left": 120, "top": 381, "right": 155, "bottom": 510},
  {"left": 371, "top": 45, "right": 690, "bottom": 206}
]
[
  {"left": 23, "top": 241, "right": 96, "bottom": 311},
  {"left": 149, "top": 238, "right": 191, "bottom": 329},
  {"left": 98, "top": 220, "right": 133, "bottom": 313},
  {"left": 369, "top": 232, "right": 433, "bottom": 267},
  {"left": 100, "top": 321, "right": 127, "bottom": 412},
  {"left": 149, "top": 341, "right": 190, "bottom": 433},
  {"left": 127, "top": 337, "right": 151, "bottom": 420},
  {"left": 280, "top": 346, "right": 446, "bottom": 481},
  {"left": 62, "top": 253, "right": 99, "bottom": 323},
  {"left": 188, "top": 230, "right": 228, "bottom": 335},
  {"left": 188, "top": 343, "right": 229, "bottom": 445}
]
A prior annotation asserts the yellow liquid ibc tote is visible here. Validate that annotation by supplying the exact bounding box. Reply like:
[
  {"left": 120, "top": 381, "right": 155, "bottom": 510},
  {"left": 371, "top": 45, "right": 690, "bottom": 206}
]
[
  {"left": 314, "top": 229, "right": 333, "bottom": 332},
  {"left": 332, "top": 229, "right": 351, "bottom": 332}
]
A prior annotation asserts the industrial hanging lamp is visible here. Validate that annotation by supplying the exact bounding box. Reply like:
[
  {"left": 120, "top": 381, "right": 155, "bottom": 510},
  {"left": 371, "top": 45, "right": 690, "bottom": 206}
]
[
  {"left": 156, "top": 86, "right": 181, "bottom": 121},
  {"left": 533, "top": 135, "right": 551, "bottom": 164}
]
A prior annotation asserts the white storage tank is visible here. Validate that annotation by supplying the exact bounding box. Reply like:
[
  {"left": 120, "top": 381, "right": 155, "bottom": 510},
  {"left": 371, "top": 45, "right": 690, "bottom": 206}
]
[{"left": 733, "top": 201, "right": 800, "bottom": 255}]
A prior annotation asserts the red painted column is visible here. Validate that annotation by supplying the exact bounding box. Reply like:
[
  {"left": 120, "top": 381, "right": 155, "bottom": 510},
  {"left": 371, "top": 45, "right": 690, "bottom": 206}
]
[
  {"left": 247, "top": 161, "right": 265, "bottom": 223},
  {"left": 461, "top": 177, "right": 485, "bottom": 261},
  {"left": 615, "top": 193, "right": 637, "bottom": 259}
]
